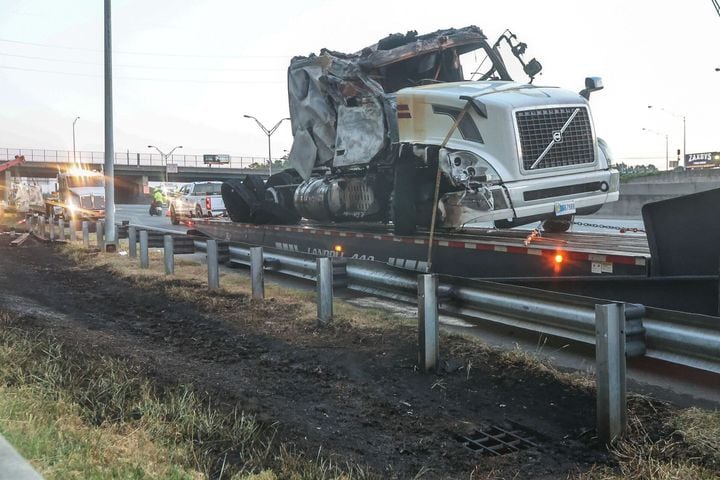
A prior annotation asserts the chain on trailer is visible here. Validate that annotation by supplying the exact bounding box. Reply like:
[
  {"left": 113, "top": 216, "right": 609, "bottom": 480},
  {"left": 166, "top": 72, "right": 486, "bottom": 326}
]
[
  {"left": 524, "top": 220, "right": 646, "bottom": 246},
  {"left": 570, "top": 220, "right": 646, "bottom": 234}
]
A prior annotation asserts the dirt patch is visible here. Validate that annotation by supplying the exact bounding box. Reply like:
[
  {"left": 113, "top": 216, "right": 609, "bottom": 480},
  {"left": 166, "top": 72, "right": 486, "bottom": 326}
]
[{"left": 0, "top": 241, "right": 643, "bottom": 478}]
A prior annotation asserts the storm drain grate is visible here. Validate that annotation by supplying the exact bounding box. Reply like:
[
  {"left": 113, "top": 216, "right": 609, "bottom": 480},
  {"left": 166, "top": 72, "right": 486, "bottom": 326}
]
[{"left": 457, "top": 425, "right": 538, "bottom": 456}]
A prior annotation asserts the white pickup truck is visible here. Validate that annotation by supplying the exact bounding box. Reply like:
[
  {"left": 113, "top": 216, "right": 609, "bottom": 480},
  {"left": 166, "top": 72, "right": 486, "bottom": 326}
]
[{"left": 169, "top": 182, "right": 226, "bottom": 225}]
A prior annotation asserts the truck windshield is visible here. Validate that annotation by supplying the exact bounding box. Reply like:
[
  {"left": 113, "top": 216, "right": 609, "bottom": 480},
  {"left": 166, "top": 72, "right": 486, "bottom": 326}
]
[
  {"left": 67, "top": 176, "right": 104, "bottom": 188},
  {"left": 194, "top": 183, "right": 221, "bottom": 195}
]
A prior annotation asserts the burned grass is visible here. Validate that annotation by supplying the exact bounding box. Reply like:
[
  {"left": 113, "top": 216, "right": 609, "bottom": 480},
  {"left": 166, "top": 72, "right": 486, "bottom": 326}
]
[{"left": 0, "top": 239, "right": 717, "bottom": 478}]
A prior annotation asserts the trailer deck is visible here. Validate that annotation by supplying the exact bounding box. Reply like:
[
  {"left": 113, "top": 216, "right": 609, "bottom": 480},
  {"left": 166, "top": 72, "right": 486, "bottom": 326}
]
[{"left": 193, "top": 219, "right": 650, "bottom": 278}]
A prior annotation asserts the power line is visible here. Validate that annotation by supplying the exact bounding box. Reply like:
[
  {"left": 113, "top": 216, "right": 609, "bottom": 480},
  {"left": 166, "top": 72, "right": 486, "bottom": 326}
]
[
  {"left": 0, "top": 52, "right": 286, "bottom": 72},
  {"left": 0, "top": 64, "right": 284, "bottom": 84},
  {"left": 0, "top": 37, "right": 291, "bottom": 58}
]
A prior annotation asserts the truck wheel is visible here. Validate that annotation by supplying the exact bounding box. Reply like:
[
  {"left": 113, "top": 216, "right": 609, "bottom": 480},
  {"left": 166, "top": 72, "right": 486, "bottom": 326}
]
[
  {"left": 243, "top": 174, "right": 266, "bottom": 201},
  {"left": 392, "top": 160, "right": 418, "bottom": 236},
  {"left": 170, "top": 206, "right": 179, "bottom": 225},
  {"left": 195, "top": 205, "right": 204, "bottom": 218},
  {"left": 221, "top": 180, "right": 258, "bottom": 223},
  {"left": 542, "top": 216, "right": 573, "bottom": 233}
]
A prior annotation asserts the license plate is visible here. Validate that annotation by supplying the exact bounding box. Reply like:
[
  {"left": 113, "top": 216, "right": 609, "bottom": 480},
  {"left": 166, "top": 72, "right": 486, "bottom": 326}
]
[{"left": 554, "top": 200, "right": 576, "bottom": 216}]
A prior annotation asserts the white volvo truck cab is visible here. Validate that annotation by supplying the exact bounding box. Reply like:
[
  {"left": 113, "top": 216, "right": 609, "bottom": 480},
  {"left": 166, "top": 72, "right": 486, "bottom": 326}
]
[
  {"left": 222, "top": 26, "right": 619, "bottom": 235},
  {"left": 396, "top": 79, "right": 618, "bottom": 231}
]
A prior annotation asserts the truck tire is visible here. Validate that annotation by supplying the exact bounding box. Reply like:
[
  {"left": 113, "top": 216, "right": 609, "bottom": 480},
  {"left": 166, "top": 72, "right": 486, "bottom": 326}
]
[
  {"left": 542, "top": 216, "right": 573, "bottom": 233},
  {"left": 251, "top": 200, "right": 301, "bottom": 225},
  {"left": 170, "top": 206, "right": 179, "bottom": 225},
  {"left": 221, "top": 180, "right": 259, "bottom": 223},
  {"left": 266, "top": 170, "right": 300, "bottom": 189},
  {"left": 195, "top": 205, "right": 203, "bottom": 218},
  {"left": 243, "top": 174, "right": 266, "bottom": 201},
  {"left": 392, "top": 159, "right": 418, "bottom": 236}
]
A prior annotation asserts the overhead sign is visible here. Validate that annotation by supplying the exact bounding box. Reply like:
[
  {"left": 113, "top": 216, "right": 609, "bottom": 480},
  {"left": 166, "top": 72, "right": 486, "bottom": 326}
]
[
  {"left": 685, "top": 152, "right": 720, "bottom": 168},
  {"left": 166, "top": 163, "right": 179, "bottom": 174},
  {"left": 203, "top": 154, "right": 231, "bottom": 165}
]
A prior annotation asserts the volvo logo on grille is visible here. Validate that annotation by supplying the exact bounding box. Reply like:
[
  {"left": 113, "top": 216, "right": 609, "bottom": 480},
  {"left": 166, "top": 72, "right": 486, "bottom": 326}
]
[{"left": 552, "top": 131, "right": 563, "bottom": 143}]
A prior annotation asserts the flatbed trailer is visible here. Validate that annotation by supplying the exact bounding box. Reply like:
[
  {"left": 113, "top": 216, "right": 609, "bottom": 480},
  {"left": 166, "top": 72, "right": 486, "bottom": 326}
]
[
  {"left": 193, "top": 218, "right": 650, "bottom": 278},
  {"left": 194, "top": 188, "right": 720, "bottom": 315}
]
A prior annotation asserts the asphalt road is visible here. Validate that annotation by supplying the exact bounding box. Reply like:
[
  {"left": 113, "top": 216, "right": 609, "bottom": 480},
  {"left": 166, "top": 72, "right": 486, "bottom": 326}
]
[{"left": 115, "top": 204, "right": 188, "bottom": 233}]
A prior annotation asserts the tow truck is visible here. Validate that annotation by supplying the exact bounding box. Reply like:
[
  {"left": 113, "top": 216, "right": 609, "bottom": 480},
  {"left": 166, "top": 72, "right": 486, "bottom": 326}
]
[{"left": 46, "top": 168, "right": 106, "bottom": 221}]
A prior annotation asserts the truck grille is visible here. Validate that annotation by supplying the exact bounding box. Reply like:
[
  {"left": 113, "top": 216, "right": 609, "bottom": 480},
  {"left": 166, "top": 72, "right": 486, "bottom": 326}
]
[
  {"left": 80, "top": 195, "right": 104, "bottom": 210},
  {"left": 516, "top": 106, "right": 595, "bottom": 171}
]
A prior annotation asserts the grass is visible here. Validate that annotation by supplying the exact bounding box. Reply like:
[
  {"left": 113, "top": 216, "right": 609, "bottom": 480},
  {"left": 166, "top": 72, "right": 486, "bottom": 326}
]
[{"left": 0, "top": 312, "right": 377, "bottom": 479}]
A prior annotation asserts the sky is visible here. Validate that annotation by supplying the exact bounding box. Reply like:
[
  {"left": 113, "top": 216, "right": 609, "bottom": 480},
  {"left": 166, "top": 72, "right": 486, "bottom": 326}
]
[{"left": 0, "top": 0, "right": 718, "bottom": 168}]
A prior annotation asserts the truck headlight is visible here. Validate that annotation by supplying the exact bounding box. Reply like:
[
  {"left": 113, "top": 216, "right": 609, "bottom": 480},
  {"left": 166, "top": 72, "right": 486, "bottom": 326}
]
[
  {"left": 440, "top": 149, "right": 502, "bottom": 185},
  {"left": 597, "top": 137, "right": 613, "bottom": 167},
  {"left": 609, "top": 170, "right": 620, "bottom": 192}
]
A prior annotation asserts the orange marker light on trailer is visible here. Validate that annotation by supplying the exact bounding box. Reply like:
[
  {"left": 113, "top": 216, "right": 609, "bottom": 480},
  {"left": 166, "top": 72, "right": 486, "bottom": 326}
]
[
  {"left": 334, "top": 244, "right": 344, "bottom": 253},
  {"left": 554, "top": 253, "right": 564, "bottom": 264}
]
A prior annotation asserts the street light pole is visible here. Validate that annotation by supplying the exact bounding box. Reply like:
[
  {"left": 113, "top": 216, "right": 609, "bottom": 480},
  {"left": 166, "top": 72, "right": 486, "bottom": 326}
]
[
  {"left": 642, "top": 127, "right": 669, "bottom": 171},
  {"left": 103, "top": 0, "right": 116, "bottom": 251},
  {"left": 243, "top": 115, "right": 291, "bottom": 176},
  {"left": 148, "top": 145, "right": 183, "bottom": 184},
  {"left": 72, "top": 116, "right": 80, "bottom": 164},
  {"left": 647, "top": 105, "right": 686, "bottom": 167}
]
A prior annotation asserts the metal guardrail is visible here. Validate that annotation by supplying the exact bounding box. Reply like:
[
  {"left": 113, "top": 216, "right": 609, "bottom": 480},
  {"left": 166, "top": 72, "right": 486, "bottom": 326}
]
[
  {"left": 182, "top": 236, "right": 720, "bottom": 374},
  {"left": 1, "top": 147, "right": 278, "bottom": 170}
]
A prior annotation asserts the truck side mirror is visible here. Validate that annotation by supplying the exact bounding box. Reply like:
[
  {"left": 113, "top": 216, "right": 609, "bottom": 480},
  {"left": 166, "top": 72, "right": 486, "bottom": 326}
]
[{"left": 580, "top": 76, "right": 604, "bottom": 100}]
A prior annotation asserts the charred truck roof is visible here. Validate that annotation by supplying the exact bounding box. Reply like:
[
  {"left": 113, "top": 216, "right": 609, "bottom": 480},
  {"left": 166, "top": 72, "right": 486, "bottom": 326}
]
[{"left": 287, "top": 26, "right": 524, "bottom": 179}]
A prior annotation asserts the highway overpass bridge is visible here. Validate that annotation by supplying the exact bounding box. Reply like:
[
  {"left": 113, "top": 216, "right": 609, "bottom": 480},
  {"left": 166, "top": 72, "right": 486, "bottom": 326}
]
[{"left": 1, "top": 148, "right": 271, "bottom": 203}]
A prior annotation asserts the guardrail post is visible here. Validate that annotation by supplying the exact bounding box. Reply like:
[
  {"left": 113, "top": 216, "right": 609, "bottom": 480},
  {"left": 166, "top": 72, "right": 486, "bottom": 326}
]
[
  {"left": 250, "top": 246, "right": 264, "bottom": 299},
  {"left": 82, "top": 221, "right": 89, "bottom": 247},
  {"left": 139, "top": 230, "right": 149, "bottom": 269},
  {"left": 39, "top": 215, "right": 46, "bottom": 238},
  {"left": 595, "top": 302, "right": 627, "bottom": 445},
  {"left": 128, "top": 226, "right": 137, "bottom": 257},
  {"left": 69, "top": 219, "right": 77, "bottom": 242},
  {"left": 418, "top": 274, "right": 439, "bottom": 372},
  {"left": 163, "top": 235, "right": 174, "bottom": 275},
  {"left": 48, "top": 217, "right": 55, "bottom": 242},
  {"left": 207, "top": 239, "right": 220, "bottom": 290},
  {"left": 96, "top": 221, "right": 104, "bottom": 250},
  {"left": 58, "top": 218, "right": 65, "bottom": 241},
  {"left": 316, "top": 257, "right": 333, "bottom": 324}
]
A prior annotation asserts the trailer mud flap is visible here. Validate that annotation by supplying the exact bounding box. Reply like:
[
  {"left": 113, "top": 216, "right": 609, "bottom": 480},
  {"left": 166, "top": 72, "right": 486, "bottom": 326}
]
[{"left": 642, "top": 187, "right": 720, "bottom": 276}]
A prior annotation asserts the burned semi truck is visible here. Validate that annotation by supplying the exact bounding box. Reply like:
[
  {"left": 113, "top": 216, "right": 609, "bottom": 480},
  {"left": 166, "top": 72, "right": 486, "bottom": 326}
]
[{"left": 223, "top": 26, "right": 619, "bottom": 234}]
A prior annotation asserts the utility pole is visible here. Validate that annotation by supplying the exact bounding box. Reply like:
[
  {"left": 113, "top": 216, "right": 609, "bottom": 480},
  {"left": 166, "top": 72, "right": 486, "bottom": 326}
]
[
  {"left": 243, "top": 115, "right": 290, "bottom": 176},
  {"left": 72, "top": 116, "right": 80, "bottom": 164},
  {"left": 104, "top": 0, "right": 116, "bottom": 252}
]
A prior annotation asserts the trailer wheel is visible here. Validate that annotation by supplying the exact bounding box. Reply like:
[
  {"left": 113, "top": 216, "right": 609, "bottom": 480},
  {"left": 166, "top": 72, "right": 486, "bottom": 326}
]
[
  {"left": 243, "top": 174, "right": 266, "bottom": 201},
  {"left": 221, "top": 180, "right": 258, "bottom": 223},
  {"left": 392, "top": 159, "right": 418, "bottom": 236},
  {"left": 542, "top": 216, "right": 573, "bottom": 233}
]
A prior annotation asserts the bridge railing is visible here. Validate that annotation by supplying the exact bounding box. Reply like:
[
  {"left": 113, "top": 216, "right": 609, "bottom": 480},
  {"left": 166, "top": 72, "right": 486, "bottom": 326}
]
[{"left": 0, "top": 148, "right": 276, "bottom": 170}]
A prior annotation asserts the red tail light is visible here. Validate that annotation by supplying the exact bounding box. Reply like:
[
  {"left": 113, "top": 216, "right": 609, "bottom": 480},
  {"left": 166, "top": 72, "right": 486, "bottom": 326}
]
[{"left": 205, "top": 196, "right": 211, "bottom": 210}]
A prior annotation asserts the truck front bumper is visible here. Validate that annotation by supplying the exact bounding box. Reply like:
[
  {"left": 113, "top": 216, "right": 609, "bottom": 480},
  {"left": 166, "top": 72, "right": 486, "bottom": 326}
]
[
  {"left": 505, "top": 169, "right": 619, "bottom": 221},
  {"left": 439, "top": 169, "right": 619, "bottom": 227}
]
